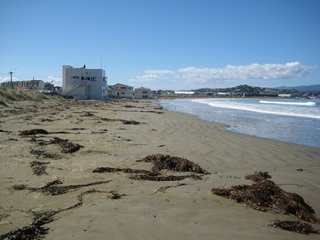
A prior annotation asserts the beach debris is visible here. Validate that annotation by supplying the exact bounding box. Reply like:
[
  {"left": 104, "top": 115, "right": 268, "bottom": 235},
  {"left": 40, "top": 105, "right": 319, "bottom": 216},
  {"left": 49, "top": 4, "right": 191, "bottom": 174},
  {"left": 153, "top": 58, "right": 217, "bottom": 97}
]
[
  {"left": 0, "top": 211, "right": 54, "bottom": 240},
  {"left": 49, "top": 137, "right": 83, "bottom": 153},
  {"left": 11, "top": 184, "right": 28, "bottom": 190},
  {"left": 93, "top": 155, "right": 209, "bottom": 181},
  {"left": 30, "top": 160, "right": 49, "bottom": 176},
  {"left": 130, "top": 172, "right": 202, "bottom": 181},
  {"left": 153, "top": 183, "right": 188, "bottom": 193},
  {"left": 268, "top": 220, "right": 319, "bottom": 234},
  {"left": 121, "top": 120, "right": 140, "bottom": 125},
  {"left": 93, "top": 167, "right": 151, "bottom": 174},
  {"left": 0, "top": 189, "right": 108, "bottom": 240},
  {"left": 11, "top": 179, "right": 112, "bottom": 196},
  {"left": 211, "top": 172, "right": 319, "bottom": 223},
  {"left": 0, "top": 129, "right": 10, "bottom": 133},
  {"left": 109, "top": 190, "right": 127, "bottom": 200},
  {"left": 30, "top": 149, "right": 60, "bottom": 159},
  {"left": 244, "top": 171, "right": 271, "bottom": 182},
  {"left": 40, "top": 118, "right": 54, "bottom": 122},
  {"left": 20, "top": 129, "right": 49, "bottom": 136},
  {"left": 138, "top": 154, "right": 210, "bottom": 174},
  {"left": 81, "top": 111, "right": 95, "bottom": 117},
  {"left": 99, "top": 117, "right": 142, "bottom": 125}
]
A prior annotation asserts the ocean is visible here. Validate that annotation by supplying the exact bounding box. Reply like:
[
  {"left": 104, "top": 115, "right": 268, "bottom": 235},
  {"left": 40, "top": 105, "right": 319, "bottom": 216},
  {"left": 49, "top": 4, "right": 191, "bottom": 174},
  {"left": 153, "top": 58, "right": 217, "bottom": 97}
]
[{"left": 159, "top": 98, "right": 320, "bottom": 148}]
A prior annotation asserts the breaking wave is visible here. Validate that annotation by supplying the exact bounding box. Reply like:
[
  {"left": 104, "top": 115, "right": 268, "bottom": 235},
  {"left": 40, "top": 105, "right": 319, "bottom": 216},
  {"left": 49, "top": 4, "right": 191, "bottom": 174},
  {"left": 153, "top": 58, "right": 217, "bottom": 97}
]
[{"left": 259, "top": 100, "right": 316, "bottom": 106}]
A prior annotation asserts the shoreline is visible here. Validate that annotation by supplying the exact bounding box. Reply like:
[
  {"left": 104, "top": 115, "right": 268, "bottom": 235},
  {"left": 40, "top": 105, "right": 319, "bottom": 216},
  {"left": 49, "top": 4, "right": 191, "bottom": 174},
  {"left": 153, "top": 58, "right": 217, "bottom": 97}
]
[
  {"left": 157, "top": 98, "right": 320, "bottom": 148},
  {"left": 1, "top": 99, "right": 320, "bottom": 239}
]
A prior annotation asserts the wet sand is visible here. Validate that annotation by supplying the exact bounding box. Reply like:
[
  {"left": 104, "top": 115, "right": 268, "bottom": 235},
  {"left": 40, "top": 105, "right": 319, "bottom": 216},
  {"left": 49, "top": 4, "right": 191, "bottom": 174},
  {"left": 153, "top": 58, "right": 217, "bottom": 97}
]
[{"left": 0, "top": 99, "right": 319, "bottom": 239}]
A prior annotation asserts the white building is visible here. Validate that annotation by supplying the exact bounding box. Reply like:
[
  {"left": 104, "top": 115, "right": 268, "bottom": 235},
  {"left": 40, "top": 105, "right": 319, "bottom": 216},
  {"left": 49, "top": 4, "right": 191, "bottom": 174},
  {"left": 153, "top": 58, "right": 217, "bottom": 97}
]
[
  {"left": 134, "top": 87, "right": 153, "bottom": 99},
  {"left": 108, "top": 83, "right": 134, "bottom": 98},
  {"left": 62, "top": 65, "right": 107, "bottom": 100}
]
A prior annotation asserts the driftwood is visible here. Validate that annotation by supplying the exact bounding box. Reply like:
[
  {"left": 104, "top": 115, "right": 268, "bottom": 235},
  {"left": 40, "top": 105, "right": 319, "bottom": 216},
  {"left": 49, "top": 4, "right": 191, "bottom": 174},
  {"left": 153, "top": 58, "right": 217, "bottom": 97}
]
[
  {"left": 269, "top": 220, "right": 319, "bottom": 234},
  {"left": 211, "top": 172, "right": 319, "bottom": 223},
  {"left": 138, "top": 154, "right": 210, "bottom": 174}
]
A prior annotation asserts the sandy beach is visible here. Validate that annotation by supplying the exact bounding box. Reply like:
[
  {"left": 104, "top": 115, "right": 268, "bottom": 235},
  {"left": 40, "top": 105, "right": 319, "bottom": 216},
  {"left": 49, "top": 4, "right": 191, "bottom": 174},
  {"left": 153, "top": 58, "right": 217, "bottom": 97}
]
[{"left": 1, "top": 98, "right": 320, "bottom": 239}]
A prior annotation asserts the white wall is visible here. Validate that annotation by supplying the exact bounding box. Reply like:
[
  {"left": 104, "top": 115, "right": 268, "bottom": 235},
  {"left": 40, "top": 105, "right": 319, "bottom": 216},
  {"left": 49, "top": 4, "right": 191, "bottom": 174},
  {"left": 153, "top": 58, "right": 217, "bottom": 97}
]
[{"left": 62, "top": 65, "right": 107, "bottom": 100}]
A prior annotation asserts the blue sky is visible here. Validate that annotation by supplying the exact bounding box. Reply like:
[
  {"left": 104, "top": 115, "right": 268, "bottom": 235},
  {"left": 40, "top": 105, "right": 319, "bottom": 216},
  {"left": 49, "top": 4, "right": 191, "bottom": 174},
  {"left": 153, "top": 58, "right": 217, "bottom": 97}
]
[{"left": 0, "top": 0, "right": 319, "bottom": 90}]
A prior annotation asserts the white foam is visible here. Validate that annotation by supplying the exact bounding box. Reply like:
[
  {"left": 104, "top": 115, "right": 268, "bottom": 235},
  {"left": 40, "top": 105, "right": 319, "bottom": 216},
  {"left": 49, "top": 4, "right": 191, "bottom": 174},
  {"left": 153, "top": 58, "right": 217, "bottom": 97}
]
[
  {"left": 259, "top": 100, "right": 316, "bottom": 106},
  {"left": 192, "top": 99, "right": 320, "bottom": 119}
]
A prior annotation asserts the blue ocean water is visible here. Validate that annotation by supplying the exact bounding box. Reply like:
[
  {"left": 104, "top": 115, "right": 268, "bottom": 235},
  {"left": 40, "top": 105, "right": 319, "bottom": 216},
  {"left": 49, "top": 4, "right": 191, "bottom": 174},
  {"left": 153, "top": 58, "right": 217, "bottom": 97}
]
[{"left": 159, "top": 98, "right": 320, "bottom": 148}]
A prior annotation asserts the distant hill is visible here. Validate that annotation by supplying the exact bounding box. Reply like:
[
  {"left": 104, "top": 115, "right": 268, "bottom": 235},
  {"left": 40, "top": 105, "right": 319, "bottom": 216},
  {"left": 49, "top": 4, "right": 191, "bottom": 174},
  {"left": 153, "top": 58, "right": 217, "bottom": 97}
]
[{"left": 276, "top": 84, "right": 320, "bottom": 92}]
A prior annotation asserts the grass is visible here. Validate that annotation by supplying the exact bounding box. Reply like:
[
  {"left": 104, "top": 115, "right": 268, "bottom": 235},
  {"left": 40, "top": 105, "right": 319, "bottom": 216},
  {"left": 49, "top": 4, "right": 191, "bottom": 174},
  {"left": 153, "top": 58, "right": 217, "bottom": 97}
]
[{"left": 0, "top": 88, "right": 64, "bottom": 106}]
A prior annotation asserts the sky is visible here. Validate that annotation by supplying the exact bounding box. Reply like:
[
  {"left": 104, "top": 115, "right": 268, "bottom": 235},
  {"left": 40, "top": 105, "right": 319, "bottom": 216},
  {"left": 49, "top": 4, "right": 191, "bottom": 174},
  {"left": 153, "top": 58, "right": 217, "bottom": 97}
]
[{"left": 0, "top": 0, "right": 319, "bottom": 90}]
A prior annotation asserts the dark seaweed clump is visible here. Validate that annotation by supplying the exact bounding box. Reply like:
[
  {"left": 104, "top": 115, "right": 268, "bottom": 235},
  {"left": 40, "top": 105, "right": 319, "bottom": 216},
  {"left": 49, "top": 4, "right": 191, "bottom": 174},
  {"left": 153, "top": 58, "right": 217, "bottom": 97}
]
[
  {"left": 139, "top": 154, "right": 210, "bottom": 174},
  {"left": 211, "top": 172, "right": 319, "bottom": 224},
  {"left": 269, "top": 220, "right": 319, "bottom": 235}
]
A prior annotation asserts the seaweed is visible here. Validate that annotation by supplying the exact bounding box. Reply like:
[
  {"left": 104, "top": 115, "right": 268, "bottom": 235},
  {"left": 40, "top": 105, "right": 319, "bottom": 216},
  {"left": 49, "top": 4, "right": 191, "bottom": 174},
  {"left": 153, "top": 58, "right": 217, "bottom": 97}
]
[
  {"left": 99, "top": 117, "right": 141, "bottom": 125},
  {"left": 244, "top": 171, "right": 271, "bottom": 182},
  {"left": 12, "top": 179, "right": 111, "bottom": 196},
  {"left": 0, "top": 189, "right": 107, "bottom": 239},
  {"left": 20, "top": 129, "right": 49, "bottom": 136},
  {"left": 129, "top": 173, "right": 202, "bottom": 181},
  {"left": 138, "top": 154, "right": 210, "bottom": 174},
  {"left": 93, "top": 167, "right": 151, "bottom": 174},
  {"left": 30, "top": 161, "right": 49, "bottom": 176},
  {"left": 211, "top": 172, "right": 319, "bottom": 223},
  {"left": 49, "top": 137, "right": 83, "bottom": 154},
  {"left": 268, "top": 220, "right": 319, "bottom": 234},
  {"left": 94, "top": 154, "right": 208, "bottom": 182}
]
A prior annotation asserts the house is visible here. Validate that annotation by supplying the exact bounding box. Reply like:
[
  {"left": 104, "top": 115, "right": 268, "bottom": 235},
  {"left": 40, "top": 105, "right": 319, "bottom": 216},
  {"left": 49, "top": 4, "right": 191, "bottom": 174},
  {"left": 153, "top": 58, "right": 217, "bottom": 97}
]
[
  {"left": 108, "top": 83, "right": 134, "bottom": 98},
  {"left": 134, "top": 87, "right": 153, "bottom": 99},
  {"left": 1, "top": 80, "right": 44, "bottom": 90},
  {"left": 62, "top": 65, "right": 108, "bottom": 100}
]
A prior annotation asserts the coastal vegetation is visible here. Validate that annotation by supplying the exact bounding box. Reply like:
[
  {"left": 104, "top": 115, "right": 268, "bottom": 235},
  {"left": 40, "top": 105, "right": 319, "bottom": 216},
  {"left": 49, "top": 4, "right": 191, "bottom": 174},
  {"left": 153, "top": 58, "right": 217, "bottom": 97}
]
[{"left": 0, "top": 88, "right": 63, "bottom": 106}]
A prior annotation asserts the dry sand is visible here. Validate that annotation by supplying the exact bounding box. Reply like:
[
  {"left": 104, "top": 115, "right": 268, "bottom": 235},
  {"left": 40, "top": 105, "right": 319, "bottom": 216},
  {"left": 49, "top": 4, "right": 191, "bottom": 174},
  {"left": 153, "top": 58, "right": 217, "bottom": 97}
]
[{"left": 0, "top": 99, "right": 319, "bottom": 239}]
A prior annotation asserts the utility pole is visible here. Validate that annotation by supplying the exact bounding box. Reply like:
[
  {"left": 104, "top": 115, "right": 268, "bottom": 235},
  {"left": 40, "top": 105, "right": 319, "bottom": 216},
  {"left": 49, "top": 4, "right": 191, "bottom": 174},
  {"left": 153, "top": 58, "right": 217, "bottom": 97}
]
[
  {"left": 9, "top": 68, "right": 17, "bottom": 88},
  {"left": 9, "top": 71, "right": 13, "bottom": 88}
]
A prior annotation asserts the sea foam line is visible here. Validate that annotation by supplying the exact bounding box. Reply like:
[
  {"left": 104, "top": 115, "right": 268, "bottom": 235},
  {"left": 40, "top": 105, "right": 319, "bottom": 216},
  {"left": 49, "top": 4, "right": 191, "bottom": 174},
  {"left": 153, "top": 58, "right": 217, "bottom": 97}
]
[
  {"left": 191, "top": 99, "right": 320, "bottom": 119},
  {"left": 259, "top": 100, "right": 316, "bottom": 106}
]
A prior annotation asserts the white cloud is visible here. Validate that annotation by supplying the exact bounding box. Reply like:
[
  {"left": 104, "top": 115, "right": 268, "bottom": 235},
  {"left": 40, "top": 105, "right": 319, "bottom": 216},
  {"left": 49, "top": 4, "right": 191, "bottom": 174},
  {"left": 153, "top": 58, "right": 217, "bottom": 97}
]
[
  {"left": 47, "top": 76, "right": 62, "bottom": 86},
  {"left": 129, "top": 62, "right": 314, "bottom": 85},
  {"left": 177, "top": 62, "right": 312, "bottom": 83}
]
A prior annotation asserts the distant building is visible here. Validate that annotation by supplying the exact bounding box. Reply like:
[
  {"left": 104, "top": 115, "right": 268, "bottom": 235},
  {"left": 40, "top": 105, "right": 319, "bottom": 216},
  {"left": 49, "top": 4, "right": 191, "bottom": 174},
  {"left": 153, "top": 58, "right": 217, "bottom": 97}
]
[
  {"left": 62, "top": 65, "right": 108, "bottom": 100},
  {"left": 278, "top": 94, "right": 292, "bottom": 98},
  {"left": 217, "top": 92, "right": 231, "bottom": 97},
  {"left": 134, "top": 87, "right": 153, "bottom": 99},
  {"left": 108, "top": 83, "right": 134, "bottom": 98},
  {"left": 0, "top": 80, "right": 44, "bottom": 90}
]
